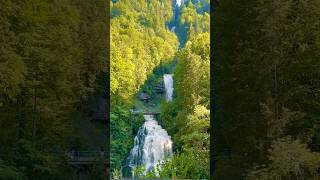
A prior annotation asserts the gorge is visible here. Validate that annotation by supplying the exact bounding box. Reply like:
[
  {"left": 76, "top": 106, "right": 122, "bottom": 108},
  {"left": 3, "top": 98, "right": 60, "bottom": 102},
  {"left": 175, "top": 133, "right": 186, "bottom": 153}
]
[{"left": 125, "top": 74, "right": 174, "bottom": 178}]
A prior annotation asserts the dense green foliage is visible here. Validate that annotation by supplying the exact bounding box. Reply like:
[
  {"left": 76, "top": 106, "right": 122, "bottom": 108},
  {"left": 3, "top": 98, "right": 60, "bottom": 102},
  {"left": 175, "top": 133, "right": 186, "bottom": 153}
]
[
  {"left": 153, "top": 1, "right": 210, "bottom": 178},
  {"left": 0, "top": 0, "right": 107, "bottom": 179},
  {"left": 110, "top": 106, "right": 135, "bottom": 171},
  {"left": 168, "top": 0, "right": 210, "bottom": 47},
  {"left": 110, "top": 0, "right": 178, "bottom": 104},
  {"left": 110, "top": 0, "right": 210, "bottom": 178},
  {"left": 180, "top": 0, "right": 210, "bottom": 41},
  {"left": 159, "top": 32, "right": 210, "bottom": 179},
  {"left": 110, "top": 0, "right": 178, "bottom": 173},
  {"left": 213, "top": 0, "right": 320, "bottom": 179}
]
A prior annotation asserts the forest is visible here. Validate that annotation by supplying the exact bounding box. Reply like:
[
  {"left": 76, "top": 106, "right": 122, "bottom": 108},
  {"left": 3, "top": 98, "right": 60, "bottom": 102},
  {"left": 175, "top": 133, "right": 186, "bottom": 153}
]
[
  {"left": 110, "top": 0, "right": 210, "bottom": 179},
  {"left": 1, "top": 0, "right": 319, "bottom": 179},
  {"left": 213, "top": 0, "right": 320, "bottom": 179},
  {"left": 0, "top": 0, "right": 108, "bottom": 179}
]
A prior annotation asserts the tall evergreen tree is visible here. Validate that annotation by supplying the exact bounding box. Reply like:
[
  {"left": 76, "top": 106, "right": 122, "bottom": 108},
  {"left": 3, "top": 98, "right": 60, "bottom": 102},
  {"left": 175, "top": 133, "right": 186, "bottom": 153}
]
[
  {"left": 213, "top": 0, "right": 320, "bottom": 179},
  {"left": 0, "top": 0, "right": 108, "bottom": 178}
]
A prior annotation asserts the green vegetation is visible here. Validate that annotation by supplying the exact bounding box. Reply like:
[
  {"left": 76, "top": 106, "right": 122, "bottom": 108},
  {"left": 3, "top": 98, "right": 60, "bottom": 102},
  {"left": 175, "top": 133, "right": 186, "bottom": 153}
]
[
  {"left": 159, "top": 33, "right": 210, "bottom": 179},
  {"left": 110, "top": 0, "right": 178, "bottom": 173},
  {"left": 213, "top": 0, "right": 320, "bottom": 179},
  {"left": 135, "top": 61, "right": 176, "bottom": 112},
  {"left": 168, "top": 0, "right": 210, "bottom": 47},
  {"left": 179, "top": 1, "right": 210, "bottom": 42},
  {"left": 153, "top": 1, "right": 210, "bottom": 178},
  {"left": 0, "top": 0, "right": 108, "bottom": 179},
  {"left": 110, "top": 0, "right": 210, "bottom": 179},
  {"left": 110, "top": 0, "right": 178, "bottom": 104}
]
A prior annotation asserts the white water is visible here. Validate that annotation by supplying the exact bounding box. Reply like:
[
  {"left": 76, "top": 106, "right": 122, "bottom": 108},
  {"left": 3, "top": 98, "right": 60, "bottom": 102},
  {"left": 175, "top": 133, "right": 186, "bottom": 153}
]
[
  {"left": 176, "top": 0, "right": 182, "bottom": 6},
  {"left": 163, "top": 74, "right": 174, "bottom": 102},
  {"left": 126, "top": 115, "right": 173, "bottom": 176},
  {"left": 171, "top": 26, "right": 176, "bottom": 32},
  {"left": 124, "top": 75, "right": 174, "bottom": 177}
]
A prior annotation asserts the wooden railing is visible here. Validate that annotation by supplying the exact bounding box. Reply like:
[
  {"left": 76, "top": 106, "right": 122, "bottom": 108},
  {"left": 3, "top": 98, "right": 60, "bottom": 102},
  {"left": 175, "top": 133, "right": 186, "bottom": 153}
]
[
  {"left": 65, "top": 150, "right": 108, "bottom": 165},
  {"left": 130, "top": 110, "right": 160, "bottom": 115},
  {"left": 141, "top": 112, "right": 160, "bottom": 115}
]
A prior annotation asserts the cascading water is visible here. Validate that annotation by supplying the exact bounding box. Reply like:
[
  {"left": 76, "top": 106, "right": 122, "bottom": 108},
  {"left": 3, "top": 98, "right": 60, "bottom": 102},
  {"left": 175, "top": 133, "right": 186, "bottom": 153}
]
[
  {"left": 124, "top": 66, "right": 174, "bottom": 178},
  {"left": 125, "top": 115, "right": 173, "bottom": 177},
  {"left": 163, "top": 74, "right": 174, "bottom": 102},
  {"left": 176, "top": 0, "right": 182, "bottom": 6},
  {"left": 171, "top": 26, "right": 176, "bottom": 32}
]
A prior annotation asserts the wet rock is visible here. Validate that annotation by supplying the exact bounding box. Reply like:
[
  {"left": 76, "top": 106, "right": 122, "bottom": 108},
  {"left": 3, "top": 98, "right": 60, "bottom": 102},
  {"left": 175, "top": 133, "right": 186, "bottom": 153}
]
[
  {"left": 138, "top": 92, "right": 150, "bottom": 100},
  {"left": 155, "top": 83, "right": 164, "bottom": 94},
  {"left": 125, "top": 115, "right": 173, "bottom": 177}
]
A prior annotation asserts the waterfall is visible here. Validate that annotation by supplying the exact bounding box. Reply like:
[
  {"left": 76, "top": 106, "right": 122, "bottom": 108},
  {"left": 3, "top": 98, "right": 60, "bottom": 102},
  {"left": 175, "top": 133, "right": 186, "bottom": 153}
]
[
  {"left": 176, "top": 0, "right": 182, "bottom": 6},
  {"left": 163, "top": 74, "right": 173, "bottom": 102},
  {"left": 123, "top": 75, "right": 174, "bottom": 177},
  {"left": 125, "top": 115, "right": 173, "bottom": 177},
  {"left": 171, "top": 26, "right": 176, "bottom": 32}
]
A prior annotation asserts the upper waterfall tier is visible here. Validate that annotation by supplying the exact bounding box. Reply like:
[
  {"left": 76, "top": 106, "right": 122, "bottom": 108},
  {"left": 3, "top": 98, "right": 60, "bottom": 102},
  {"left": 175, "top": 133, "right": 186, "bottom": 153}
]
[{"left": 163, "top": 74, "right": 174, "bottom": 102}]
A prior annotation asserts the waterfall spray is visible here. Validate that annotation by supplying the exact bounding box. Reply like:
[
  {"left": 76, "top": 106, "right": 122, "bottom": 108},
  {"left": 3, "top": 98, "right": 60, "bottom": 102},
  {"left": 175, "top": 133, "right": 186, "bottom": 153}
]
[
  {"left": 163, "top": 74, "right": 174, "bottom": 102},
  {"left": 125, "top": 115, "right": 173, "bottom": 177}
]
